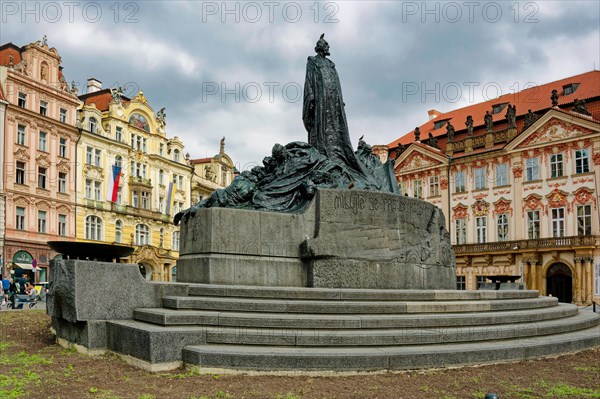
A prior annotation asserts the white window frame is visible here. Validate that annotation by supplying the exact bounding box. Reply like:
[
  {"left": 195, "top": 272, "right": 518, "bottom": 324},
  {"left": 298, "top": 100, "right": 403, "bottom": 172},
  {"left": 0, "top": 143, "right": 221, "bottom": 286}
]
[
  {"left": 59, "top": 137, "right": 67, "bottom": 158},
  {"left": 85, "top": 215, "right": 102, "bottom": 240},
  {"left": 549, "top": 153, "right": 563, "bottom": 178},
  {"left": 454, "top": 171, "right": 466, "bottom": 193},
  {"left": 58, "top": 214, "right": 67, "bottom": 236},
  {"left": 455, "top": 218, "right": 467, "bottom": 245},
  {"left": 38, "top": 131, "right": 47, "bottom": 151},
  {"left": 575, "top": 149, "right": 590, "bottom": 174},
  {"left": 58, "top": 172, "right": 67, "bottom": 193},
  {"left": 37, "top": 210, "right": 47, "bottom": 233},
  {"left": 497, "top": 214, "right": 509, "bottom": 241},
  {"left": 135, "top": 224, "right": 150, "bottom": 246},
  {"left": 59, "top": 108, "right": 67, "bottom": 123},
  {"left": 476, "top": 216, "right": 487, "bottom": 244},
  {"left": 17, "top": 124, "right": 26, "bottom": 145},
  {"left": 576, "top": 204, "right": 592, "bottom": 236},
  {"left": 551, "top": 208, "right": 565, "bottom": 238},
  {"left": 527, "top": 210, "right": 540, "bottom": 239},
  {"left": 16, "top": 206, "right": 26, "bottom": 230},
  {"left": 495, "top": 163, "right": 508, "bottom": 186},
  {"left": 525, "top": 157, "right": 539, "bottom": 181},
  {"left": 474, "top": 167, "right": 486, "bottom": 190}
]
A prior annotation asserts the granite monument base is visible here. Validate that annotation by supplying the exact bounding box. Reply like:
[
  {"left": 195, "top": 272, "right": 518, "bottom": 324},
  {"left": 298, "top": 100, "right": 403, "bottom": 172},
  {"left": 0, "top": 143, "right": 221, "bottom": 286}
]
[{"left": 177, "top": 189, "right": 456, "bottom": 289}]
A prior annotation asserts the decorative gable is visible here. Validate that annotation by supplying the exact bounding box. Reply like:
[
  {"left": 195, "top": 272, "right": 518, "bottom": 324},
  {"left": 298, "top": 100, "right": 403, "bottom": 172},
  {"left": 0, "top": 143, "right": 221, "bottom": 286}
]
[
  {"left": 520, "top": 118, "right": 595, "bottom": 148},
  {"left": 396, "top": 150, "right": 441, "bottom": 172},
  {"left": 493, "top": 198, "right": 513, "bottom": 216},
  {"left": 572, "top": 187, "right": 597, "bottom": 209},
  {"left": 523, "top": 194, "right": 544, "bottom": 215},
  {"left": 452, "top": 203, "right": 469, "bottom": 220},
  {"left": 546, "top": 188, "right": 570, "bottom": 213}
]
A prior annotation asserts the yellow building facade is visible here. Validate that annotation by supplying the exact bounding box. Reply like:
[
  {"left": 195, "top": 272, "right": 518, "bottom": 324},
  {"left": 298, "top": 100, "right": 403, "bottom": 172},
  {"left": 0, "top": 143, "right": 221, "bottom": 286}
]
[
  {"left": 76, "top": 81, "right": 191, "bottom": 281},
  {"left": 191, "top": 137, "right": 236, "bottom": 204}
]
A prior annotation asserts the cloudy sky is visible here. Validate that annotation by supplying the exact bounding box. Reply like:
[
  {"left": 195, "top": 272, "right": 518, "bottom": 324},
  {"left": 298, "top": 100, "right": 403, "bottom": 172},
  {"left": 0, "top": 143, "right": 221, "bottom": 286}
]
[{"left": 2, "top": 1, "right": 598, "bottom": 170}]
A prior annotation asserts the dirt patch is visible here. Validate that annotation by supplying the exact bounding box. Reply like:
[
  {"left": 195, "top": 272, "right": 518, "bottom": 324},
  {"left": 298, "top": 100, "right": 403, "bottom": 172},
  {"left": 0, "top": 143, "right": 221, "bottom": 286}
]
[{"left": 0, "top": 310, "right": 599, "bottom": 399}]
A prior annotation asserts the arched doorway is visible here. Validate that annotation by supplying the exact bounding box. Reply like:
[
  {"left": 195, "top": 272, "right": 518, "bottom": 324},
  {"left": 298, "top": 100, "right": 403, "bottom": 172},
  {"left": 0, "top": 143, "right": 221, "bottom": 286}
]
[
  {"left": 138, "top": 263, "right": 154, "bottom": 281},
  {"left": 546, "top": 263, "right": 572, "bottom": 303}
]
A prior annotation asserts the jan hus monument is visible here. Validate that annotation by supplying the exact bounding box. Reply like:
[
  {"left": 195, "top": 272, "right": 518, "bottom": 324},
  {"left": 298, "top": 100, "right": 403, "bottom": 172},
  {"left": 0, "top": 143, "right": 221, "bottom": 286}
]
[{"left": 175, "top": 34, "right": 456, "bottom": 289}]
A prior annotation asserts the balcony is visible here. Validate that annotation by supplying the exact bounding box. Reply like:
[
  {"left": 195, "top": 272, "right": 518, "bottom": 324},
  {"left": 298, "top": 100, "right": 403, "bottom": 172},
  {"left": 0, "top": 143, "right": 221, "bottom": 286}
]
[
  {"left": 454, "top": 235, "right": 598, "bottom": 255},
  {"left": 129, "top": 176, "right": 152, "bottom": 187},
  {"left": 110, "top": 202, "right": 173, "bottom": 222},
  {"left": 86, "top": 199, "right": 104, "bottom": 209}
]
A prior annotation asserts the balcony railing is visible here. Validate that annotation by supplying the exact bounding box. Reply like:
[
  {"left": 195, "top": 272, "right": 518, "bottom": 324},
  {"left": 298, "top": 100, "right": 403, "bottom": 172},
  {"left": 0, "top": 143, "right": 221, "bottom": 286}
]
[
  {"left": 129, "top": 176, "right": 152, "bottom": 187},
  {"left": 110, "top": 202, "right": 175, "bottom": 222},
  {"left": 454, "top": 235, "right": 597, "bottom": 255},
  {"left": 86, "top": 199, "right": 104, "bottom": 209}
]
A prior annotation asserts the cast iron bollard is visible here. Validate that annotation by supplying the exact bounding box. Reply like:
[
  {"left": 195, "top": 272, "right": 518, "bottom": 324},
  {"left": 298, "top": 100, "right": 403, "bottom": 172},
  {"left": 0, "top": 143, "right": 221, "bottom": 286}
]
[{"left": 485, "top": 394, "right": 499, "bottom": 399}]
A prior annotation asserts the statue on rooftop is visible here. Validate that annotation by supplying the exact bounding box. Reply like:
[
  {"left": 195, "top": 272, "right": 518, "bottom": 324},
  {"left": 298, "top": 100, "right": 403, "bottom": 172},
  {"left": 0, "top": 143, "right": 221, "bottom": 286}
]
[
  {"left": 523, "top": 109, "right": 538, "bottom": 130},
  {"left": 572, "top": 99, "right": 591, "bottom": 116},
  {"left": 428, "top": 132, "right": 439, "bottom": 149},
  {"left": 505, "top": 104, "right": 516, "bottom": 128},
  {"left": 414, "top": 127, "right": 421, "bottom": 142},
  {"left": 551, "top": 89, "right": 559, "bottom": 107},
  {"left": 465, "top": 115, "right": 473, "bottom": 137},
  {"left": 446, "top": 121, "right": 455, "bottom": 141},
  {"left": 484, "top": 111, "right": 493, "bottom": 132}
]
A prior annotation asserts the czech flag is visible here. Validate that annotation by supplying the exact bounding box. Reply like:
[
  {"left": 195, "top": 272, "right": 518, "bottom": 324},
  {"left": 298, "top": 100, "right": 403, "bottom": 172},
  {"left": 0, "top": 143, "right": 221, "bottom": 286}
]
[{"left": 107, "top": 164, "right": 122, "bottom": 202}]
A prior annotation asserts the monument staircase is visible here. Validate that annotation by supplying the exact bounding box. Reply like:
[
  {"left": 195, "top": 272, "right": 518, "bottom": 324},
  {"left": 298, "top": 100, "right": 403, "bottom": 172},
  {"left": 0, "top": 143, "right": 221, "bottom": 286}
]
[{"left": 105, "top": 284, "right": 600, "bottom": 371}]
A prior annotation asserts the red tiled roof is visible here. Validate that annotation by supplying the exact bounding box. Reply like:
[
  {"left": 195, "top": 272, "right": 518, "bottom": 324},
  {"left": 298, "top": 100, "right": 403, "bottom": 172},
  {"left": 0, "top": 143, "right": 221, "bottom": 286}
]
[
  {"left": 79, "top": 89, "right": 130, "bottom": 111},
  {"left": 0, "top": 43, "right": 22, "bottom": 67},
  {"left": 388, "top": 70, "right": 600, "bottom": 150},
  {"left": 191, "top": 157, "right": 213, "bottom": 164}
]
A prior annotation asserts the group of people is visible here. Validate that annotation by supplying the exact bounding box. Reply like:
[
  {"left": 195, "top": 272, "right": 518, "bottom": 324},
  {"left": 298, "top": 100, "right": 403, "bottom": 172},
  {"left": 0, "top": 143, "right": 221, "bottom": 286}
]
[{"left": 1, "top": 275, "right": 38, "bottom": 309}]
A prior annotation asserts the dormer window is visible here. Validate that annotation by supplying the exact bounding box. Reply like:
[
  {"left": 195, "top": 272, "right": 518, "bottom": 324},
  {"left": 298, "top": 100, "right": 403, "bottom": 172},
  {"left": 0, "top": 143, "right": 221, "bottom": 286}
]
[
  {"left": 492, "top": 103, "right": 508, "bottom": 114},
  {"left": 173, "top": 149, "right": 180, "bottom": 162},
  {"left": 563, "top": 83, "right": 579, "bottom": 96},
  {"left": 89, "top": 117, "right": 97, "bottom": 133},
  {"left": 433, "top": 119, "right": 449, "bottom": 130}
]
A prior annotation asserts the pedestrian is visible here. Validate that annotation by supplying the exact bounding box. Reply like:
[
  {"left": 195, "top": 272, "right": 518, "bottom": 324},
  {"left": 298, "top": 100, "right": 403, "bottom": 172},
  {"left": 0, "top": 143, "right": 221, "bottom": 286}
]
[
  {"left": 1, "top": 276, "right": 9, "bottom": 304},
  {"left": 8, "top": 278, "right": 17, "bottom": 309}
]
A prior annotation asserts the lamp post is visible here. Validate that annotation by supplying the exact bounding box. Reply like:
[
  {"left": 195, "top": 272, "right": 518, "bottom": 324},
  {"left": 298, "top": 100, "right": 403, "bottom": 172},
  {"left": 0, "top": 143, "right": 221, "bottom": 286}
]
[{"left": 32, "top": 258, "right": 37, "bottom": 285}]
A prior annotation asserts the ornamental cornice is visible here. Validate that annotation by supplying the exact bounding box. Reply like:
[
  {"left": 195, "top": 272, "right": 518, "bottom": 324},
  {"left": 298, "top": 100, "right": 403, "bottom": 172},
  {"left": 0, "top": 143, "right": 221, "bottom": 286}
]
[
  {"left": 36, "top": 153, "right": 51, "bottom": 167},
  {"left": 14, "top": 147, "right": 31, "bottom": 161},
  {"left": 57, "top": 160, "right": 71, "bottom": 173}
]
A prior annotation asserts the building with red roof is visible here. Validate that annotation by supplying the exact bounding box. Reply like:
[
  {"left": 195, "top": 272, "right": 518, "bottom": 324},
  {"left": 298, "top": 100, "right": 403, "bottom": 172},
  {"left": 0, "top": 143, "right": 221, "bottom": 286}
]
[{"left": 382, "top": 70, "right": 600, "bottom": 305}]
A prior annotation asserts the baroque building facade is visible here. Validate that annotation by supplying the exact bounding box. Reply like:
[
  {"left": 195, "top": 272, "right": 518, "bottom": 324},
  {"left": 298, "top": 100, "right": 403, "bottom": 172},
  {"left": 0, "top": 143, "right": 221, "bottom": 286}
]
[
  {"left": 385, "top": 71, "right": 600, "bottom": 305},
  {"left": 77, "top": 80, "right": 192, "bottom": 281},
  {"left": 191, "top": 137, "right": 236, "bottom": 204},
  {"left": 0, "top": 39, "right": 80, "bottom": 282}
]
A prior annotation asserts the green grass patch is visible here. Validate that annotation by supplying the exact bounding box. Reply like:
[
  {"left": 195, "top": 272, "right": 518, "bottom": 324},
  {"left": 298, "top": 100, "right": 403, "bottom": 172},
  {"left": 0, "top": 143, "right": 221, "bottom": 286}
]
[{"left": 546, "top": 383, "right": 600, "bottom": 398}]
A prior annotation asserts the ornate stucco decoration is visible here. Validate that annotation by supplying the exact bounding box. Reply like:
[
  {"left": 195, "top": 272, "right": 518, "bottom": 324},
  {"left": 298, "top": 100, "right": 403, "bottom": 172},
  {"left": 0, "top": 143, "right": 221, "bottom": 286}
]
[
  {"left": 57, "top": 160, "right": 71, "bottom": 173},
  {"left": 472, "top": 199, "right": 490, "bottom": 217},
  {"left": 397, "top": 151, "right": 439, "bottom": 172},
  {"left": 572, "top": 187, "right": 597, "bottom": 209},
  {"left": 133, "top": 91, "right": 148, "bottom": 104},
  {"left": 36, "top": 153, "right": 51, "bottom": 168},
  {"left": 512, "top": 163, "right": 523, "bottom": 178},
  {"left": 520, "top": 118, "right": 595, "bottom": 147},
  {"left": 14, "top": 148, "right": 30, "bottom": 161},
  {"left": 452, "top": 203, "right": 469, "bottom": 220},
  {"left": 493, "top": 197, "right": 513, "bottom": 216},
  {"left": 522, "top": 194, "right": 545, "bottom": 215},
  {"left": 546, "top": 188, "right": 570, "bottom": 213}
]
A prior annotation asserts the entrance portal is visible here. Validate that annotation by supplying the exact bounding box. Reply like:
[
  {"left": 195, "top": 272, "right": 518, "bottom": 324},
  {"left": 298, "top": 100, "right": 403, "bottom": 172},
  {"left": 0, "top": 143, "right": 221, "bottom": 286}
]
[{"left": 546, "top": 263, "right": 573, "bottom": 303}]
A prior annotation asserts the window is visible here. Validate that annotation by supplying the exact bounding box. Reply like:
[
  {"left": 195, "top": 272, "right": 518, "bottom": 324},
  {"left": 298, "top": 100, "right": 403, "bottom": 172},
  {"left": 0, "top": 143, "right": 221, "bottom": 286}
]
[
  {"left": 142, "top": 138, "right": 147, "bottom": 153},
  {"left": 89, "top": 117, "right": 97, "bottom": 133},
  {"left": 132, "top": 191, "right": 139, "bottom": 208},
  {"left": 142, "top": 164, "right": 147, "bottom": 179},
  {"left": 85, "top": 180, "right": 93, "bottom": 199},
  {"left": 174, "top": 149, "right": 180, "bottom": 162},
  {"left": 94, "top": 181, "right": 101, "bottom": 200},
  {"left": 17, "top": 124, "right": 26, "bottom": 145},
  {"left": 178, "top": 175, "right": 184, "bottom": 191},
  {"left": 141, "top": 191, "right": 150, "bottom": 209},
  {"left": 136, "top": 135, "right": 141, "bottom": 151},
  {"left": 85, "top": 215, "right": 102, "bottom": 240},
  {"left": 476, "top": 216, "right": 487, "bottom": 244},
  {"left": 115, "top": 126, "right": 122, "bottom": 142},
  {"left": 130, "top": 133, "right": 135, "bottom": 148},
  {"left": 175, "top": 201, "right": 184, "bottom": 214},
  {"left": 86, "top": 147, "right": 93, "bottom": 164},
  {"left": 94, "top": 149, "right": 101, "bottom": 166},
  {"left": 551, "top": 208, "right": 565, "bottom": 238},
  {"left": 39, "top": 100, "right": 47, "bottom": 116},
  {"left": 38, "top": 167, "right": 47, "bottom": 189},
  {"left": 115, "top": 220, "right": 122, "bottom": 243},
  {"left": 454, "top": 171, "right": 466, "bottom": 193},
  {"left": 172, "top": 231, "right": 180, "bottom": 251},
  {"left": 59, "top": 108, "right": 67, "bottom": 123},
  {"left": 115, "top": 155, "right": 122, "bottom": 168},
  {"left": 58, "top": 214, "right": 67, "bottom": 236},
  {"left": 58, "top": 172, "right": 67, "bottom": 193},
  {"left": 159, "top": 143, "right": 164, "bottom": 156},
  {"left": 59, "top": 137, "right": 67, "bottom": 158},
  {"left": 563, "top": 83, "right": 579, "bottom": 95},
  {"left": 575, "top": 149, "right": 590, "bottom": 174},
  {"left": 159, "top": 170, "right": 164, "bottom": 186},
  {"left": 550, "top": 153, "right": 563, "bottom": 178},
  {"left": 18, "top": 92, "right": 26, "bottom": 108},
  {"left": 456, "top": 276, "right": 466, "bottom": 290},
  {"left": 38, "top": 131, "right": 47, "bottom": 151},
  {"left": 527, "top": 210, "right": 540, "bottom": 239},
  {"left": 135, "top": 224, "right": 150, "bottom": 246},
  {"left": 16, "top": 207, "right": 26, "bottom": 230},
  {"left": 492, "top": 103, "right": 507, "bottom": 114},
  {"left": 497, "top": 214, "right": 509, "bottom": 241},
  {"left": 476, "top": 275, "right": 488, "bottom": 289},
  {"left": 116, "top": 187, "right": 122, "bottom": 205},
  {"left": 16, "top": 162, "right": 26, "bottom": 185},
  {"left": 525, "top": 157, "right": 539, "bottom": 181},
  {"left": 495, "top": 163, "right": 508, "bottom": 186},
  {"left": 429, "top": 176, "right": 439, "bottom": 197},
  {"left": 433, "top": 119, "right": 448, "bottom": 130},
  {"left": 37, "top": 210, "right": 47, "bottom": 233},
  {"left": 159, "top": 196, "right": 164, "bottom": 213},
  {"left": 474, "top": 167, "right": 486, "bottom": 190},
  {"left": 455, "top": 218, "right": 466, "bottom": 245},
  {"left": 413, "top": 179, "right": 423, "bottom": 199},
  {"left": 577, "top": 205, "right": 592, "bottom": 236}
]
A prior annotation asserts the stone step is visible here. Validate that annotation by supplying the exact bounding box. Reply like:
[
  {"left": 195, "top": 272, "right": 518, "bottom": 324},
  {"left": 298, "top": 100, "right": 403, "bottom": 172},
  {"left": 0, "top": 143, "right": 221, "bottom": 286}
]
[
  {"left": 134, "top": 303, "right": 579, "bottom": 329},
  {"left": 200, "top": 312, "right": 599, "bottom": 346},
  {"left": 161, "top": 295, "right": 558, "bottom": 314},
  {"left": 181, "top": 324, "right": 600, "bottom": 371},
  {"left": 185, "top": 284, "right": 539, "bottom": 301}
]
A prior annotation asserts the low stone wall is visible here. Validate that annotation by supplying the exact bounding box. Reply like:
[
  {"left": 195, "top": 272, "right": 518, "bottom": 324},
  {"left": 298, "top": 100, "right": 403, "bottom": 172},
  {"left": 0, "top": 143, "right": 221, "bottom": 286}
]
[
  {"left": 178, "top": 189, "right": 456, "bottom": 289},
  {"left": 47, "top": 259, "right": 187, "bottom": 352}
]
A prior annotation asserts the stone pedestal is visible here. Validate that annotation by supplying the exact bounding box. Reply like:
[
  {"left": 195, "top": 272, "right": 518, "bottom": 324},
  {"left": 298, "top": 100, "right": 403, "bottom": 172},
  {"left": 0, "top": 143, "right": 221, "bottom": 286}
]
[{"left": 177, "top": 189, "right": 456, "bottom": 289}]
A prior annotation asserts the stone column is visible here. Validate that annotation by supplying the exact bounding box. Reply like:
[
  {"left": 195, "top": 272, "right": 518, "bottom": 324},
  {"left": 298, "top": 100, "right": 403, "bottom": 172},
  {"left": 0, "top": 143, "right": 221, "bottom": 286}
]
[
  {"left": 585, "top": 257, "right": 594, "bottom": 304},
  {"left": 574, "top": 257, "right": 583, "bottom": 304},
  {"left": 530, "top": 260, "right": 538, "bottom": 292}
]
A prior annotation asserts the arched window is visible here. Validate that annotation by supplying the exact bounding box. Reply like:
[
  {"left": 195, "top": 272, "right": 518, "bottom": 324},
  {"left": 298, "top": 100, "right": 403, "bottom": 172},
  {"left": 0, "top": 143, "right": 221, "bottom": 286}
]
[
  {"left": 115, "top": 155, "right": 122, "bottom": 168},
  {"left": 115, "top": 220, "right": 122, "bottom": 243},
  {"left": 172, "top": 231, "right": 180, "bottom": 251},
  {"left": 173, "top": 149, "right": 180, "bottom": 162},
  {"left": 85, "top": 215, "right": 102, "bottom": 240},
  {"left": 89, "top": 117, "right": 97, "bottom": 133},
  {"left": 135, "top": 224, "right": 150, "bottom": 246}
]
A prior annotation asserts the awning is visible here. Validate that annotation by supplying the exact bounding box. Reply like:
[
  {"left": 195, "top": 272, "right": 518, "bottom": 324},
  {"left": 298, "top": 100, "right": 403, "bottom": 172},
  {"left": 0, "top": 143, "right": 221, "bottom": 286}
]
[{"left": 13, "top": 262, "right": 33, "bottom": 270}]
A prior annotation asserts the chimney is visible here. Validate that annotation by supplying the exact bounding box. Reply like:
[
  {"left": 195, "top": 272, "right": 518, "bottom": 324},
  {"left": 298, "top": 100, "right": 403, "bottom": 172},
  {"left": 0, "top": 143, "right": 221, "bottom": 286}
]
[
  {"left": 428, "top": 109, "right": 442, "bottom": 120},
  {"left": 86, "top": 78, "right": 102, "bottom": 94}
]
